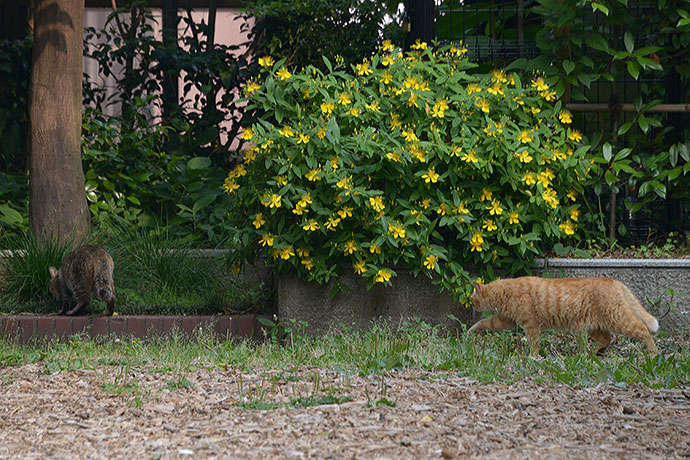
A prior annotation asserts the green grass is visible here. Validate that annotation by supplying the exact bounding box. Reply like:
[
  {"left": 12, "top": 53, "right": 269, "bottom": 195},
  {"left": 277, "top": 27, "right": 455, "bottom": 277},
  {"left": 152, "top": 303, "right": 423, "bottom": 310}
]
[
  {"left": 0, "top": 223, "right": 271, "bottom": 316},
  {"left": 0, "top": 321, "right": 687, "bottom": 406}
]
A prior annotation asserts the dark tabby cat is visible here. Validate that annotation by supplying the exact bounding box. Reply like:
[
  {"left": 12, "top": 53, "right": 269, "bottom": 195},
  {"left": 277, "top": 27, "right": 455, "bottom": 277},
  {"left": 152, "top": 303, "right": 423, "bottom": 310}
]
[
  {"left": 49, "top": 245, "right": 115, "bottom": 316},
  {"left": 468, "top": 276, "right": 658, "bottom": 356}
]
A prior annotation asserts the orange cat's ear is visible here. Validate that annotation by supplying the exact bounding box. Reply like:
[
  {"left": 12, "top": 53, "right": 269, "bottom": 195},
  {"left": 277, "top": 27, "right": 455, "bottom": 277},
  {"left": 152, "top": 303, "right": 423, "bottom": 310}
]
[{"left": 472, "top": 281, "right": 482, "bottom": 292}]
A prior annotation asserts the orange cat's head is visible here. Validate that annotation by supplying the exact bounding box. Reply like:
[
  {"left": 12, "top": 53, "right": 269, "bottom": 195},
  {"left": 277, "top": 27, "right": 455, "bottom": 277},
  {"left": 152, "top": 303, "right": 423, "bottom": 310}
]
[{"left": 470, "top": 281, "right": 491, "bottom": 311}]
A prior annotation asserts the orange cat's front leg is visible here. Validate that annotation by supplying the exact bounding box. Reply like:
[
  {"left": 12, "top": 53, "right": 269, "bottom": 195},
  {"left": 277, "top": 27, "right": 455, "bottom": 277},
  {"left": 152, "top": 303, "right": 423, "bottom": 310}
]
[{"left": 467, "top": 315, "right": 516, "bottom": 334}]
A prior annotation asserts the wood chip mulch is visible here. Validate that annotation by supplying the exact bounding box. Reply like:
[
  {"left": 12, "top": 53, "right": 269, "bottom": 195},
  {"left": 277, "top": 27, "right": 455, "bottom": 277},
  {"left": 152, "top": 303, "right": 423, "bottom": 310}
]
[{"left": 0, "top": 364, "right": 688, "bottom": 459}]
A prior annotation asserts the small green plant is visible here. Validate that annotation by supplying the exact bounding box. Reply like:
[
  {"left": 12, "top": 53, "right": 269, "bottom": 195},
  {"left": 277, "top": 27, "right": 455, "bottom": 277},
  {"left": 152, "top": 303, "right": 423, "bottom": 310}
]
[{"left": 0, "top": 233, "right": 75, "bottom": 303}]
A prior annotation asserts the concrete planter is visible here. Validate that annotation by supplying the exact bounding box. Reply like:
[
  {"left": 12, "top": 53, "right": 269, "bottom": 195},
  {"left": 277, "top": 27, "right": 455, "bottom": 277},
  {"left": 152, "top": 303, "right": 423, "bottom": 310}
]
[
  {"left": 276, "top": 270, "right": 477, "bottom": 336},
  {"left": 277, "top": 258, "right": 690, "bottom": 335}
]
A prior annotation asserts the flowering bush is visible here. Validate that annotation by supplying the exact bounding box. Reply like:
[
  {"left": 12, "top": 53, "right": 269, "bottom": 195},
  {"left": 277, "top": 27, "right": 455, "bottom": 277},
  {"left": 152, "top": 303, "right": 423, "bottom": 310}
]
[{"left": 224, "top": 41, "right": 591, "bottom": 299}]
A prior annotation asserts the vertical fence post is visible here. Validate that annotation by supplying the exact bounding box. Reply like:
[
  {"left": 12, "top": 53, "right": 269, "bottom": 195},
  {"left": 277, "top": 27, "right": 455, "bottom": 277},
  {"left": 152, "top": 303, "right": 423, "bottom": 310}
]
[{"left": 405, "top": 0, "right": 434, "bottom": 50}]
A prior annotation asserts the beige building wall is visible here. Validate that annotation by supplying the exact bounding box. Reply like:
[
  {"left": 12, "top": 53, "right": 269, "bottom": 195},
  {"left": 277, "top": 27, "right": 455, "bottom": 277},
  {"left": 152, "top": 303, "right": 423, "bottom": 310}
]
[{"left": 83, "top": 8, "right": 252, "bottom": 146}]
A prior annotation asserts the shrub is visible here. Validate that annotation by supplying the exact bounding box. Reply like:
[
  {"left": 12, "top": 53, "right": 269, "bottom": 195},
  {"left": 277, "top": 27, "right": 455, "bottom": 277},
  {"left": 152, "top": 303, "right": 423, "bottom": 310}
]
[{"left": 218, "top": 42, "right": 591, "bottom": 298}]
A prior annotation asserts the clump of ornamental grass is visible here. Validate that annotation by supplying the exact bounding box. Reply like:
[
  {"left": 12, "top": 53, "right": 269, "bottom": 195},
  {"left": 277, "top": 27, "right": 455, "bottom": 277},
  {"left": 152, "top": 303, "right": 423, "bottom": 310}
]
[{"left": 225, "top": 40, "right": 591, "bottom": 301}]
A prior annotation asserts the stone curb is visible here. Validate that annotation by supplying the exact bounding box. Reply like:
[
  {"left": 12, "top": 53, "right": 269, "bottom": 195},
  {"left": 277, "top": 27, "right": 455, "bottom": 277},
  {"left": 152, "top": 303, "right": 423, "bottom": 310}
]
[{"left": 0, "top": 314, "right": 271, "bottom": 344}]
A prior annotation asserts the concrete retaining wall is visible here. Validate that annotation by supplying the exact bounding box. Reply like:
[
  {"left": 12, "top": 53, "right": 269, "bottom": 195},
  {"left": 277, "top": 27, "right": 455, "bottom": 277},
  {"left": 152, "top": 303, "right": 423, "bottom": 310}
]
[{"left": 277, "top": 259, "right": 690, "bottom": 335}]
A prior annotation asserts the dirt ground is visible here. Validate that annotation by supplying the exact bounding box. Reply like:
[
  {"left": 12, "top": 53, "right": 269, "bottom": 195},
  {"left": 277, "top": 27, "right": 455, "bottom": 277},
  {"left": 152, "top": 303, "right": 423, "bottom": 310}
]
[{"left": 0, "top": 364, "right": 688, "bottom": 460}]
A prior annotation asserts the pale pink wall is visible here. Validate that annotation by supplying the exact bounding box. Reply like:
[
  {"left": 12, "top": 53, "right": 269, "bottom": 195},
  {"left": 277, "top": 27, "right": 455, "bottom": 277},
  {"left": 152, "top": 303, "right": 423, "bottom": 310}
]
[{"left": 83, "top": 8, "right": 252, "bottom": 147}]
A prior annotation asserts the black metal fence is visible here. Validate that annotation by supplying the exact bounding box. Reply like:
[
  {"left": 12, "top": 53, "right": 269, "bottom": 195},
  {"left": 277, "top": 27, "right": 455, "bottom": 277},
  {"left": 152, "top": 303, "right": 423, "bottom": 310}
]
[{"left": 419, "top": 0, "right": 690, "bottom": 244}]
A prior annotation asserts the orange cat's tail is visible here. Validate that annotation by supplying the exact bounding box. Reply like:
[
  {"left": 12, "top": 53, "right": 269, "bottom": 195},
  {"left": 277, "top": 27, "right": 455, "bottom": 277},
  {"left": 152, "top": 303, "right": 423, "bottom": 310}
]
[{"left": 623, "top": 287, "right": 659, "bottom": 333}]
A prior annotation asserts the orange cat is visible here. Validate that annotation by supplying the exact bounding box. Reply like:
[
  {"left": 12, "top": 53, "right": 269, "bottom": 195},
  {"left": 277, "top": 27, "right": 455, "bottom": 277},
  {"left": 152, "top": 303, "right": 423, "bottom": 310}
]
[{"left": 468, "top": 277, "right": 658, "bottom": 356}]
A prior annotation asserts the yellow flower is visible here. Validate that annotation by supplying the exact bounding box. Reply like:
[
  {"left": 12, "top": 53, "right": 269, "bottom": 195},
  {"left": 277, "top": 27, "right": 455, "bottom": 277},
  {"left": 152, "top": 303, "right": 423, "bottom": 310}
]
[
  {"left": 369, "top": 196, "right": 385, "bottom": 213},
  {"left": 407, "top": 92, "right": 419, "bottom": 108},
  {"left": 437, "top": 203, "right": 449, "bottom": 216},
  {"left": 337, "top": 206, "right": 353, "bottom": 219},
  {"left": 569, "top": 208, "right": 580, "bottom": 221},
  {"left": 538, "top": 168, "right": 555, "bottom": 187},
  {"left": 558, "top": 110, "right": 572, "bottom": 124},
  {"left": 540, "top": 90, "right": 557, "bottom": 102},
  {"left": 317, "top": 129, "right": 326, "bottom": 139},
  {"left": 279, "top": 246, "right": 295, "bottom": 260},
  {"left": 566, "top": 189, "right": 578, "bottom": 201},
  {"left": 338, "top": 93, "right": 352, "bottom": 105},
  {"left": 259, "top": 233, "right": 274, "bottom": 247},
  {"left": 369, "top": 241, "right": 381, "bottom": 254},
  {"left": 330, "top": 156, "right": 339, "bottom": 171},
  {"left": 223, "top": 178, "right": 239, "bottom": 194},
  {"left": 353, "top": 260, "right": 367, "bottom": 275},
  {"left": 531, "top": 76, "right": 549, "bottom": 91},
  {"left": 375, "top": 269, "right": 392, "bottom": 283},
  {"left": 466, "top": 84, "right": 481, "bottom": 95},
  {"left": 279, "top": 126, "right": 294, "bottom": 138},
  {"left": 356, "top": 61, "right": 373, "bottom": 76},
  {"left": 454, "top": 202, "right": 469, "bottom": 215},
  {"left": 343, "top": 240, "right": 358, "bottom": 255},
  {"left": 245, "top": 81, "right": 261, "bottom": 95},
  {"left": 420, "top": 199, "right": 431, "bottom": 209},
  {"left": 296, "top": 248, "right": 310, "bottom": 258},
  {"left": 483, "top": 219, "right": 498, "bottom": 231},
  {"left": 381, "top": 72, "right": 393, "bottom": 84},
  {"left": 386, "top": 151, "right": 400, "bottom": 162},
  {"left": 381, "top": 40, "right": 394, "bottom": 52},
  {"left": 470, "top": 231, "right": 484, "bottom": 252},
  {"left": 411, "top": 39, "right": 428, "bottom": 50},
  {"left": 389, "top": 113, "right": 402, "bottom": 130},
  {"left": 302, "top": 219, "right": 320, "bottom": 231},
  {"left": 241, "top": 127, "right": 254, "bottom": 141},
  {"left": 487, "top": 199, "right": 503, "bottom": 216},
  {"left": 276, "top": 67, "right": 291, "bottom": 80},
  {"left": 325, "top": 216, "right": 341, "bottom": 231},
  {"left": 422, "top": 168, "right": 439, "bottom": 183},
  {"left": 229, "top": 164, "right": 247, "bottom": 179},
  {"left": 297, "top": 133, "right": 310, "bottom": 144},
  {"left": 262, "top": 193, "right": 282, "bottom": 208},
  {"left": 258, "top": 56, "right": 275, "bottom": 68},
  {"left": 252, "top": 213, "right": 265, "bottom": 229},
  {"left": 507, "top": 211, "right": 519, "bottom": 224},
  {"left": 516, "top": 151, "right": 533, "bottom": 163},
  {"left": 569, "top": 130, "right": 583, "bottom": 142},
  {"left": 301, "top": 259, "right": 313, "bottom": 271},
  {"left": 305, "top": 168, "right": 322, "bottom": 181},
  {"left": 346, "top": 107, "right": 361, "bottom": 117},
  {"left": 542, "top": 188, "right": 559, "bottom": 209},
  {"left": 475, "top": 98, "right": 490, "bottom": 113},
  {"left": 365, "top": 101, "right": 381, "bottom": 112},
  {"left": 336, "top": 175, "right": 352, "bottom": 189},
  {"left": 479, "top": 188, "right": 493, "bottom": 202},
  {"left": 560, "top": 220, "right": 576, "bottom": 235},
  {"left": 522, "top": 172, "right": 536, "bottom": 186},
  {"left": 402, "top": 129, "right": 418, "bottom": 142},
  {"left": 518, "top": 130, "right": 533, "bottom": 144},
  {"left": 389, "top": 222, "right": 406, "bottom": 239},
  {"left": 276, "top": 175, "right": 288, "bottom": 186},
  {"left": 491, "top": 69, "right": 508, "bottom": 84},
  {"left": 424, "top": 255, "right": 438, "bottom": 270},
  {"left": 462, "top": 151, "right": 479, "bottom": 163},
  {"left": 321, "top": 102, "right": 335, "bottom": 115}
]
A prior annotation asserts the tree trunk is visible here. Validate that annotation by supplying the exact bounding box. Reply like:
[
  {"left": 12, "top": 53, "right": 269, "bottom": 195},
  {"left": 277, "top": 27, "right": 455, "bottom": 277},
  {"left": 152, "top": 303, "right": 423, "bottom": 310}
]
[{"left": 29, "top": 0, "right": 90, "bottom": 244}]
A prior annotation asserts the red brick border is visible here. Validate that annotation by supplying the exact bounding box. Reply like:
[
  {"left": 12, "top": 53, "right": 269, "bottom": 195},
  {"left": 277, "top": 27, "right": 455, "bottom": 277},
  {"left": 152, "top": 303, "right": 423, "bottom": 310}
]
[{"left": 0, "top": 315, "right": 271, "bottom": 344}]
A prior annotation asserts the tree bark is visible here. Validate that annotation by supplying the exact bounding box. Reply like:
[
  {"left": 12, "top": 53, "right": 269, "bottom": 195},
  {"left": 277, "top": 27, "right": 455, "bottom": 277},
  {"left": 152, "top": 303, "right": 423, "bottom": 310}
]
[{"left": 29, "top": 0, "right": 90, "bottom": 244}]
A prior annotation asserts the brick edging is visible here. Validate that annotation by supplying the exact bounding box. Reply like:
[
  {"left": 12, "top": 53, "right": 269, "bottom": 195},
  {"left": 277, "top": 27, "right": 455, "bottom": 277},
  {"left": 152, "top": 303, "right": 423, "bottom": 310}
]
[{"left": 0, "top": 315, "right": 272, "bottom": 344}]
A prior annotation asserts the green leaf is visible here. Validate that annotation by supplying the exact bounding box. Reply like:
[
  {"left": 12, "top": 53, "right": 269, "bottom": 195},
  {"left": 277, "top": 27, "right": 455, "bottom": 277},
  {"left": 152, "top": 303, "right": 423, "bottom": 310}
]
[
  {"left": 562, "top": 60, "right": 576, "bottom": 75},
  {"left": 188, "top": 157, "right": 212, "bottom": 170},
  {"left": 0, "top": 205, "right": 23, "bottom": 225},
  {"left": 591, "top": 2, "right": 609, "bottom": 15},
  {"left": 585, "top": 34, "right": 609, "bottom": 53},
  {"left": 627, "top": 60, "right": 640, "bottom": 79},
  {"left": 617, "top": 122, "right": 633, "bottom": 136},
  {"left": 624, "top": 32, "right": 634, "bottom": 53},
  {"left": 602, "top": 142, "right": 613, "bottom": 161}
]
